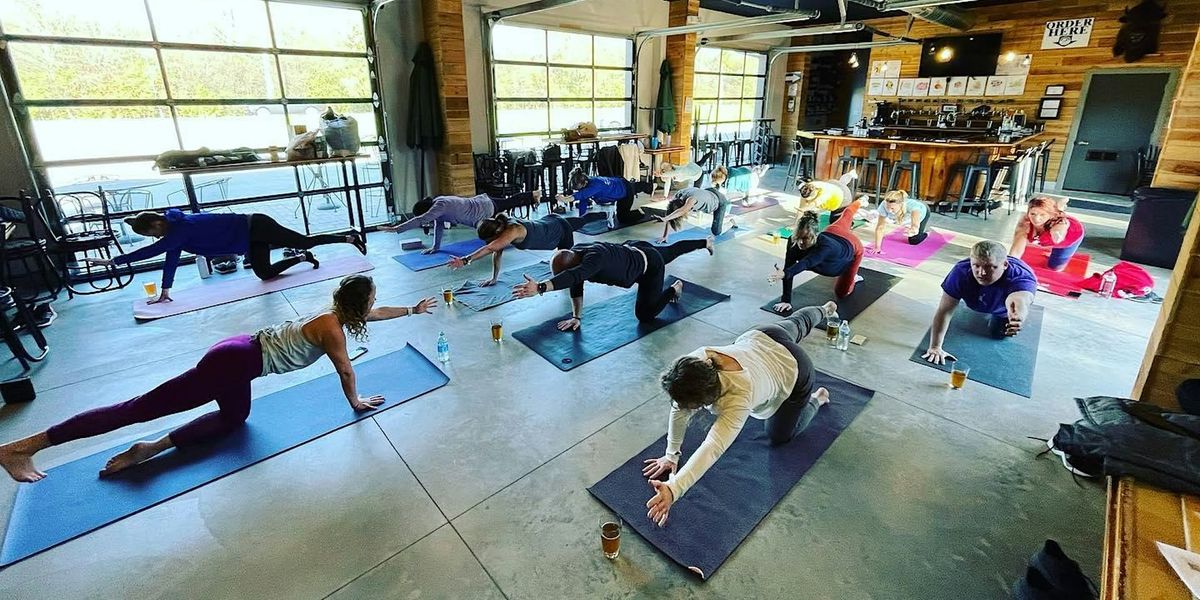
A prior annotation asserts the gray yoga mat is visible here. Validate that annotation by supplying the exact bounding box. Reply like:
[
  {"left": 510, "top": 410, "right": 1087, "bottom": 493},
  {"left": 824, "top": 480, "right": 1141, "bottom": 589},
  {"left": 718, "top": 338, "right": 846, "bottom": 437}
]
[
  {"left": 453, "top": 261, "right": 554, "bottom": 312},
  {"left": 759, "top": 267, "right": 900, "bottom": 325},
  {"left": 907, "top": 305, "right": 1045, "bottom": 397}
]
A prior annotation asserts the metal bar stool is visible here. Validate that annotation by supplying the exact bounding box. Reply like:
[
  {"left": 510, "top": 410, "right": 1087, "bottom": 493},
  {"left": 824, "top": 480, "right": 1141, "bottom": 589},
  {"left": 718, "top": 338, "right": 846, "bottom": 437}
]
[
  {"left": 859, "top": 148, "right": 889, "bottom": 201},
  {"left": 951, "top": 153, "right": 994, "bottom": 219},
  {"left": 835, "top": 147, "right": 859, "bottom": 193},
  {"left": 887, "top": 151, "right": 921, "bottom": 199},
  {"left": 1036, "top": 139, "right": 1055, "bottom": 193}
]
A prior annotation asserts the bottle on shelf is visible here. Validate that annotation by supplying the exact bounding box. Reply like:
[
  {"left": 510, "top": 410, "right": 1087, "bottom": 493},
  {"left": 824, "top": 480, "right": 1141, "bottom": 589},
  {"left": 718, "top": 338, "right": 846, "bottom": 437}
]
[{"left": 436, "top": 331, "right": 450, "bottom": 363}]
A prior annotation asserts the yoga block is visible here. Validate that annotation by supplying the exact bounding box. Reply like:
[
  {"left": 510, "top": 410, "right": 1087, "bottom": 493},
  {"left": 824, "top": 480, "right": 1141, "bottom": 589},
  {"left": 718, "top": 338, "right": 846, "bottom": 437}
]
[
  {"left": 399, "top": 238, "right": 425, "bottom": 251},
  {"left": 0, "top": 377, "right": 35, "bottom": 403}
]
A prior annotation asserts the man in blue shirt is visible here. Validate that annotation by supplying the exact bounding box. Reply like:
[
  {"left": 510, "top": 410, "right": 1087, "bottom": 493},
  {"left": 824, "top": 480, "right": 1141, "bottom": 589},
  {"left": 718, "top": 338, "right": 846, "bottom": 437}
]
[{"left": 922, "top": 240, "right": 1038, "bottom": 364}]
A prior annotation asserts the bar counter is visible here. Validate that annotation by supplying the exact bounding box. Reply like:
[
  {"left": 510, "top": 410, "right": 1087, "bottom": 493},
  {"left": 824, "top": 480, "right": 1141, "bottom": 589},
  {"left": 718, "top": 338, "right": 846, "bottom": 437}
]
[{"left": 811, "top": 131, "right": 1041, "bottom": 202}]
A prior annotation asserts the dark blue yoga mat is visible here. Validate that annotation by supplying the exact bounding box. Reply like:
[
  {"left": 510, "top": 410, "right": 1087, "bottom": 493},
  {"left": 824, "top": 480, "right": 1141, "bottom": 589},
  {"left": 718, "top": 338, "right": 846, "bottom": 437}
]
[
  {"left": 512, "top": 278, "right": 729, "bottom": 371},
  {"left": 759, "top": 267, "right": 900, "bottom": 325},
  {"left": 453, "top": 261, "right": 554, "bottom": 312},
  {"left": 588, "top": 371, "right": 873, "bottom": 579},
  {"left": 0, "top": 344, "right": 448, "bottom": 567},
  {"left": 392, "top": 238, "right": 486, "bottom": 271},
  {"left": 907, "top": 305, "right": 1044, "bottom": 398},
  {"left": 577, "top": 212, "right": 656, "bottom": 236},
  {"left": 729, "top": 195, "right": 780, "bottom": 216}
]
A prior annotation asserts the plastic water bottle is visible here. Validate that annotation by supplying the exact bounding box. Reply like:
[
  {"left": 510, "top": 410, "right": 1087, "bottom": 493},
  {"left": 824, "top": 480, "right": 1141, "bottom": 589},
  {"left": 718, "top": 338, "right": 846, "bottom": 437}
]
[
  {"left": 436, "top": 332, "right": 450, "bottom": 364},
  {"left": 386, "top": 207, "right": 398, "bottom": 226},
  {"left": 1099, "top": 269, "right": 1117, "bottom": 299},
  {"left": 196, "top": 256, "right": 212, "bottom": 279},
  {"left": 836, "top": 320, "right": 851, "bottom": 351}
]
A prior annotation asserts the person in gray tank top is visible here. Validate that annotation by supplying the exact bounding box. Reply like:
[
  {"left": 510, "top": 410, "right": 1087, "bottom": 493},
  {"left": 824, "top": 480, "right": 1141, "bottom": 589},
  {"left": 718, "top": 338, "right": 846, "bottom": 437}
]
[
  {"left": 655, "top": 186, "right": 734, "bottom": 243},
  {"left": 0, "top": 276, "right": 437, "bottom": 483},
  {"left": 445, "top": 212, "right": 605, "bottom": 286}
]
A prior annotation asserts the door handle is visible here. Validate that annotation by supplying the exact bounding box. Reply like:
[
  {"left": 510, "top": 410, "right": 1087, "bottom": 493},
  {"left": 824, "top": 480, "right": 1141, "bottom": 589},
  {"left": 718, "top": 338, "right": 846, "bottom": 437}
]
[{"left": 1077, "top": 141, "right": 1090, "bottom": 146}]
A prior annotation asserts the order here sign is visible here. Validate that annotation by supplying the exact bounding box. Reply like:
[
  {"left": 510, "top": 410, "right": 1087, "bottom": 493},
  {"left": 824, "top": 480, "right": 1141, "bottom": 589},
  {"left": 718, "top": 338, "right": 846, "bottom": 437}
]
[{"left": 1042, "top": 17, "right": 1095, "bottom": 49}]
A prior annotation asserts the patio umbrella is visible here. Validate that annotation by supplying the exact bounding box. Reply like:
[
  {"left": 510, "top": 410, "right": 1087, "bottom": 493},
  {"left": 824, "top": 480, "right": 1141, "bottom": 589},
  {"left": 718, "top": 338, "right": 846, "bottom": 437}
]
[
  {"left": 407, "top": 42, "right": 444, "bottom": 198},
  {"left": 655, "top": 59, "right": 676, "bottom": 135}
]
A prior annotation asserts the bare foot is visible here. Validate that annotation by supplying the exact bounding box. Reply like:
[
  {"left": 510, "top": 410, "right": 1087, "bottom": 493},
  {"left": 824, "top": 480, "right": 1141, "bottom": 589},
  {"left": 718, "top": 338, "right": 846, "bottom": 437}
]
[
  {"left": 670, "top": 280, "right": 685, "bottom": 302},
  {"left": 705, "top": 236, "right": 715, "bottom": 255},
  {"left": 0, "top": 441, "right": 46, "bottom": 482},
  {"left": 100, "top": 441, "right": 164, "bottom": 477},
  {"left": 821, "top": 301, "right": 838, "bottom": 318},
  {"left": 811, "top": 387, "right": 830, "bottom": 407}
]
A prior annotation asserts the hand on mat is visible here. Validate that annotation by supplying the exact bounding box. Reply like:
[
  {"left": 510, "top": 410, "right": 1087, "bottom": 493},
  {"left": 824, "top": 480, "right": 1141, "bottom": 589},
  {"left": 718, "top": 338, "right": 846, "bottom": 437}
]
[
  {"left": 512, "top": 274, "right": 539, "bottom": 299},
  {"left": 83, "top": 257, "right": 114, "bottom": 267},
  {"left": 147, "top": 289, "right": 172, "bottom": 304},
  {"left": 556, "top": 317, "right": 581, "bottom": 331},
  {"left": 447, "top": 256, "right": 467, "bottom": 269},
  {"left": 921, "top": 346, "right": 955, "bottom": 365},
  {"left": 1004, "top": 315, "right": 1023, "bottom": 336},
  {"left": 866, "top": 244, "right": 884, "bottom": 255},
  {"left": 772, "top": 302, "right": 793, "bottom": 314},
  {"left": 642, "top": 456, "right": 677, "bottom": 479},
  {"left": 767, "top": 264, "right": 786, "bottom": 284},
  {"left": 479, "top": 277, "right": 498, "bottom": 287},
  {"left": 412, "top": 297, "right": 437, "bottom": 314},
  {"left": 656, "top": 235, "right": 668, "bottom": 244},
  {"left": 646, "top": 480, "right": 674, "bottom": 527},
  {"left": 350, "top": 395, "right": 386, "bottom": 411}
]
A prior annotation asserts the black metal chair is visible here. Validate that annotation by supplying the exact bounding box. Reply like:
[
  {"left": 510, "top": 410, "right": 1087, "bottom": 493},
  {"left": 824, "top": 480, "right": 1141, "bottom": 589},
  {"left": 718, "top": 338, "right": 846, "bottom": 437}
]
[
  {"left": 887, "top": 151, "right": 921, "bottom": 199},
  {"left": 859, "top": 147, "right": 889, "bottom": 202},
  {"left": 0, "top": 286, "right": 48, "bottom": 371},
  {"left": 0, "top": 192, "right": 62, "bottom": 306},
  {"left": 46, "top": 189, "right": 134, "bottom": 297},
  {"left": 949, "top": 153, "right": 995, "bottom": 219}
]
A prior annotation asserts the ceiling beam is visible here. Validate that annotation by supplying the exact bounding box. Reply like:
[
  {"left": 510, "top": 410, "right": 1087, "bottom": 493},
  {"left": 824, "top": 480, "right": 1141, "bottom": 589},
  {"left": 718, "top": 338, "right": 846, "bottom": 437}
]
[
  {"left": 636, "top": 9, "right": 819, "bottom": 39},
  {"left": 703, "top": 22, "right": 864, "bottom": 44},
  {"left": 486, "top": 0, "right": 590, "bottom": 22}
]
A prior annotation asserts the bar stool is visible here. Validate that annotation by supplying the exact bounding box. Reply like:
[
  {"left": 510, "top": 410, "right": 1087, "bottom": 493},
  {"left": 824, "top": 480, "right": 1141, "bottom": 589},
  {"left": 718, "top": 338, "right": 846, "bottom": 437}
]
[
  {"left": 835, "top": 147, "right": 859, "bottom": 193},
  {"left": 858, "top": 148, "right": 889, "bottom": 201},
  {"left": 784, "top": 138, "right": 816, "bottom": 191},
  {"left": 887, "top": 151, "right": 921, "bottom": 199},
  {"left": 950, "top": 153, "right": 994, "bottom": 219},
  {"left": 1035, "top": 139, "right": 1055, "bottom": 193}
]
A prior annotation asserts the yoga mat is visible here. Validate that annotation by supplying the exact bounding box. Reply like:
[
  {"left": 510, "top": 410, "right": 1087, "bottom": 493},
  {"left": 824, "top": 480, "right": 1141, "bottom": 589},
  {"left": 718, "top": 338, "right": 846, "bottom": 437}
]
[
  {"left": 868, "top": 229, "right": 955, "bottom": 269},
  {"left": 0, "top": 344, "right": 447, "bottom": 567},
  {"left": 657, "top": 226, "right": 747, "bottom": 245},
  {"left": 759, "top": 267, "right": 900, "bottom": 323},
  {"left": 729, "top": 195, "right": 780, "bottom": 216},
  {"left": 512, "top": 278, "right": 729, "bottom": 371},
  {"left": 453, "top": 261, "right": 554, "bottom": 312},
  {"left": 1021, "top": 247, "right": 1090, "bottom": 298},
  {"left": 577, "top": 212, "right": 656, "bottom": 236},
  {"left": 588, "top": 371, "right": 873, "bottom": 579},
  {"left": 391, "top": 238, "right": 486, "bottom": 271},
  {"left": 132, "top": 254, "right": 373, "bottom": 321},
  {"left": 907, "top": 305, "right": 1044, "bottom": 398}
]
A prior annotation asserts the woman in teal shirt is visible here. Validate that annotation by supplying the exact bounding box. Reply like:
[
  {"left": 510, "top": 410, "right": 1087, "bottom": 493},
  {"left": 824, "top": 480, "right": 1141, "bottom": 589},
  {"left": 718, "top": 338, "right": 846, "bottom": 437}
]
[{"left": 871, "top": 190, "right": 931, "bottom": 253}]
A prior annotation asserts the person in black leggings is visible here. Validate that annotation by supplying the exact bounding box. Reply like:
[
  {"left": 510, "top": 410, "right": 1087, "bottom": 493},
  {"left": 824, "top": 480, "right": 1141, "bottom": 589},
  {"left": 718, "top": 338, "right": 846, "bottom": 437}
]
[
  {"left": 446, "top": 212, "right": 606, "bottom": 285},
  {"left": 94, "top": 209, "right": 364, "bottom": 304},
  {"left": 512, "top": 238, "right": 713, "bottom": 331}
]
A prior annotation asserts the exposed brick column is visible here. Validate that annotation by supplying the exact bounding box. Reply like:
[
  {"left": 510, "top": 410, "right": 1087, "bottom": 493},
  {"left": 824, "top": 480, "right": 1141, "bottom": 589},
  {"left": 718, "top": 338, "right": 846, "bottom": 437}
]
[
  {"left": 421, "top": 0, "right": 475, "bottom": 195},
  {"left": 665, "top": 0, "right": 700, "bottom": 154},
  {"left": 777, "top": 40, "right": 810, "bottom": 161}
]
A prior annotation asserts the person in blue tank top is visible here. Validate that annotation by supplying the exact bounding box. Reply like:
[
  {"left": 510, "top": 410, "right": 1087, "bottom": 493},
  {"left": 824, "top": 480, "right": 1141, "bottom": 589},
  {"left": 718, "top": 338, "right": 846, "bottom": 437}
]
[
  {"left": 87, "top": 209, "right": 366, "bottom": 304},
  {"left": 556, "top": 167, "right": 654, "bottom": 226}
]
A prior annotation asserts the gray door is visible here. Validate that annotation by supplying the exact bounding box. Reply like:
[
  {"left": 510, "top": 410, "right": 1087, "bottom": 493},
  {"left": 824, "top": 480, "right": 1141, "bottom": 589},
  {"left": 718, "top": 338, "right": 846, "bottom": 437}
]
[{"left": 1062, "top": 72, "right": 1169, "bottom": 195}]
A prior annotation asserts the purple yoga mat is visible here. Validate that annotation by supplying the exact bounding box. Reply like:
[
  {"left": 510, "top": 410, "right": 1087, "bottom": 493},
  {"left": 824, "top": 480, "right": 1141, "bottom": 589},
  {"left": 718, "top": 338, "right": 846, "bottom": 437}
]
[
  {"left": 867, "top": 229, "right": 955, "bottom": 268},
  {"left": 132, "top": 254, "right": 374, "bottom": 320}
]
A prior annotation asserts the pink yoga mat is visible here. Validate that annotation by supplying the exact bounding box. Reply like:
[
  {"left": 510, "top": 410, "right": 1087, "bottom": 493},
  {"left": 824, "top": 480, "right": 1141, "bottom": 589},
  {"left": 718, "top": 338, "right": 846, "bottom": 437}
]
[
  {"left": 866, "top": 229, "right": 955, "bottom": 268},
  {"left": 132, "top": 254, "right": 374, "bottom": 321}
]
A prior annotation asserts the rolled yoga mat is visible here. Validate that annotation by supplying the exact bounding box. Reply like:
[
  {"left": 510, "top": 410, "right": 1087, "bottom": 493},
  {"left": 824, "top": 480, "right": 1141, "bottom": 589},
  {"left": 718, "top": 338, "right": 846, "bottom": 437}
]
[
  {"left": 907, "top": 305, "right": 1045, "bottom": 398},
  {"left": 512, "top": 277, "right": 729, "bottom": 371},
  {"left": 453, "top": 261, "right": 554, "bottom": 312},
  {"left": 392, "top": 238, "right": 486, "bottom": 271},
  {"left": 588, "top": 371, "right": 874, "bottom": 580},
  {"left": 868, "top": 229, "right": 955, "bottom": 269},
  {"left": 1020, "top": 247, "right": 1090, "bottom": 298},
  {"left": 729, "top": 195, "right": 780, "bottom": 216},
  {"left": 577, "top": 212, "right": 657, "bottom": 236},
  {"left": 133, "top": 254, "right": 374, "bottom": 321},
  {"left": 0, "top": 344, "right": 448, "bottom": 567},
  {"left": 759, "top": 267, "right": 901, "bottom": 324}
]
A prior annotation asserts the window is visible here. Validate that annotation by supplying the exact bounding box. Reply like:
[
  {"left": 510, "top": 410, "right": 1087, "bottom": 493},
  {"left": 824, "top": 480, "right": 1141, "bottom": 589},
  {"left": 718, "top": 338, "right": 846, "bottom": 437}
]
[
  {"left": 0, "top": 0, "right": 389, "bottom": 239},
  {"left": 693, "top": 47, "right": 766, "bottom": 138},
  {"left": 491, "top": 24, "right": 633, "bottom": 149}
]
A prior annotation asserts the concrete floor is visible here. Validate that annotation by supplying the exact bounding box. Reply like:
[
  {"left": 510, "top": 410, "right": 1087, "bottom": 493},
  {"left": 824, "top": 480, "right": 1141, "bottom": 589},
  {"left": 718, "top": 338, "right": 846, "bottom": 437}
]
[{"left": 0, "top": 169, "right": 1169, "bottom": 599}]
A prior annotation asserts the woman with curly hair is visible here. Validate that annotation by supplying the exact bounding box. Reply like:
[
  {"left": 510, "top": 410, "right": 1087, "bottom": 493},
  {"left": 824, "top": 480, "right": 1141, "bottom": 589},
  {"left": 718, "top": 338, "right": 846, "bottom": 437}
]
[
  {"left": 0, "top": 275, "right": 437, "bottom": 482},
  {"left": 1008, "top": 196, "right": 1086, "bottom": 271}
]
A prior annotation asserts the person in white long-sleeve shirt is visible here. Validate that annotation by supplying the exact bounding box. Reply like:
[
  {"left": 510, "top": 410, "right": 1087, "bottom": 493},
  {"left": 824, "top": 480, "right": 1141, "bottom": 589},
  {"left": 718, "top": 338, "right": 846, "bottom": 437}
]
[{"left": 642, "top": 301, "right": 836, "bottom": 527}]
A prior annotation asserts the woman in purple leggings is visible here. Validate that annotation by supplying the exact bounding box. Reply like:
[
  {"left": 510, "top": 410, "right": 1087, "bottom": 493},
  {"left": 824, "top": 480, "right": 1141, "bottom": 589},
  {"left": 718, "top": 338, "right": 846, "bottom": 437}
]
[{"left": 0, "top": 275, "right": 436, "bottom": 482}]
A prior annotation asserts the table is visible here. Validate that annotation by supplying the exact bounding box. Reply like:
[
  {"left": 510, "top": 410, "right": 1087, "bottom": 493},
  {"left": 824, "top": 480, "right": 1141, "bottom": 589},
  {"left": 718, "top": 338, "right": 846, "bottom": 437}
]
[
  {"left": 642, "top": 145, "right": 686, "bottom": 183},
  {"left": 811, "top": 132, "right": 1042, "bottom": 203}
]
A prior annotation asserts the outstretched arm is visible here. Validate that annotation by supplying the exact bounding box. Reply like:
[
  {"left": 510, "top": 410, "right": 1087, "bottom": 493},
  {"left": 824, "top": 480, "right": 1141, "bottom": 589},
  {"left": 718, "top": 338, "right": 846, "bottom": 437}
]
[
  {"left": 922, "top": 292, "right": 960, "bottom": 365},
  {"left": 448, "top": 228, "right": 519, "bottom": 271},
  {"left": 1003, "top": 290, "right": 1034, "bottom": 336},
  {"left": 873, "top": 218, "right": 887, "bottom": 253},
  {"left": 366, "top": 297, "right": 437, "bottom": 321},
  {"left": 649, "top": 406, "right": 749, "bottom": 526},
  {"left": 314, "top": 316, "right": 376, "bottom": 410}
]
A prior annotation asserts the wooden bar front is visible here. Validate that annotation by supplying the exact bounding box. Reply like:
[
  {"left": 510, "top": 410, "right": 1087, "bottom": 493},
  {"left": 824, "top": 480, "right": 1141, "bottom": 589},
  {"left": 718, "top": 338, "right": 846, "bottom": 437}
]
[{"left": 812, "top": 133, "right": 1039, "bottom": 203}]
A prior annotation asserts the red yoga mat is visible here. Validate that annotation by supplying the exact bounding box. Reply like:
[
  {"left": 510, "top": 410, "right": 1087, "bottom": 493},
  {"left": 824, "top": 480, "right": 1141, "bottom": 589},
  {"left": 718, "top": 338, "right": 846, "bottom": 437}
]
[
  {"left": 1021, "top": 246, "right": 1090, "bottom": 297},
  {"left": 132, "top": 254, "right": 374, "bottom": 320}
]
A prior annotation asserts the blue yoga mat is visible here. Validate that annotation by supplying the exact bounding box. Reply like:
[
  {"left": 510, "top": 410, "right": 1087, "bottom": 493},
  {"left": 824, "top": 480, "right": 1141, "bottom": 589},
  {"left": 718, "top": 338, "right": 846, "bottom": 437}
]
[
  {"left": 657, "top": 226, "right": 748, "bottom": 245},
  {"left": 588, "top": 371, "right": 873, "bottom": 579},
  {"left": 392, "top": 238, "right": 486, "bottom": 271},
  {"left": 729, "top": 195, "right": 780, "bottom": 216},
  {"left": 907, "top": 305, "right": 1044, "bottom": 398},
  {"left": 577, "top": 212, "right": 656, "bottom": 236},
  {"left": 0, "top": 344, "right": 448, "bottom": 567},
  {"left": 759, "top": 267, "right": 900, "bottom": 324},
  {"left": 453, "top": 261, "right": 554, "bottom": 312},
  {"left": 512, "top": 278, "right": 729, "bottom": 371}
]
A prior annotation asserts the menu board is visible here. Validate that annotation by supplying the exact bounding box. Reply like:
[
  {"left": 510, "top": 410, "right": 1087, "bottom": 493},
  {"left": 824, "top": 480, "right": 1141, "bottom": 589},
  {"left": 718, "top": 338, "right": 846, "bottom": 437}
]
[
  {"left": 948, "top": 77, "right": 968, "bottom": 96},
  {"left": 966, "top": 76, "right": 987, "bottom": 96},
  {"left": 898, "top": 78, "right": 916, "bottom": 96},
  {"left": 928, "top": 77, "right": 948, "bottom": 97},
  {"left": 912, "top": 78, "right": 931, "bottom": 97},
  {"left": 985, "top": 76, "right": 1009, "bottom": 96}
]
